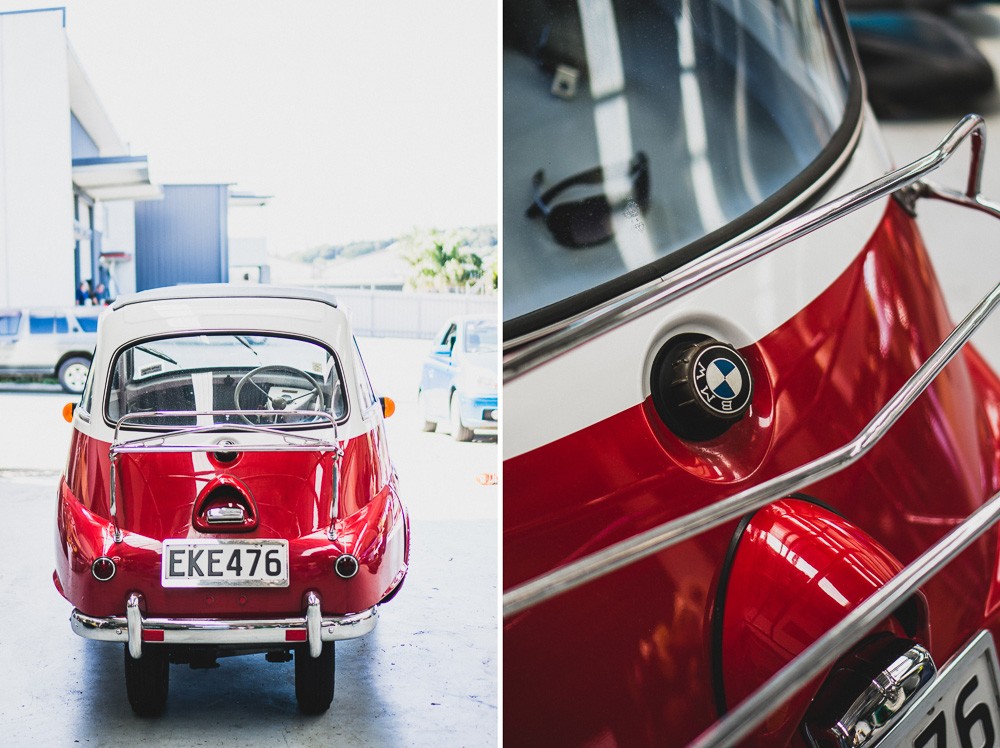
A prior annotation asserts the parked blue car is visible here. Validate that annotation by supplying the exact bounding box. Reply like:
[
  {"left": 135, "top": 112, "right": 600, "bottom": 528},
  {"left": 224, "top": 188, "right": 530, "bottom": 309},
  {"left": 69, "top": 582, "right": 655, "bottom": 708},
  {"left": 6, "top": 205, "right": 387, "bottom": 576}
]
[{"left": 418, "top": 316, "right": 498, "bottom": 441}]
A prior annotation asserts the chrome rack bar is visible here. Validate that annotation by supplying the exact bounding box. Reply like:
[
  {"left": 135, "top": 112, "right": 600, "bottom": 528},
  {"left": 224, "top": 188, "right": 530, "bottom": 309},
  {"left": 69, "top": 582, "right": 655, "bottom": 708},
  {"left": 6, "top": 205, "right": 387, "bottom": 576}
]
[
  {"left": 504, "top": 268, "right": 1000, "bottom": 616},
  {"left": 109, "top": 451, "right": 123, "bottom": 544},
  {"left": 107, "top": 409, "right": 343, "bottom": 545},
  {"left": 113, "top": 409, "right": 338, "bottom": 448},
  {"left": 691, "top": 487, "right": 1000, "bottom": 748},
  {"left": 503, "top": 114, "right": 988, "bottom": 380}
]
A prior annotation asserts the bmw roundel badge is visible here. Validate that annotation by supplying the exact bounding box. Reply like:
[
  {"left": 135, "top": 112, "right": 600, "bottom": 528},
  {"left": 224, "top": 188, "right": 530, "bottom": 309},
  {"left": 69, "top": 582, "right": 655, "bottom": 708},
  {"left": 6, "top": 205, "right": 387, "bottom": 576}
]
[
  {"left": 649, "top": 337, "right": 755, "bottom": 441},
  {"left": 691, "top": 344, "right": 753, "bottom": 417}
]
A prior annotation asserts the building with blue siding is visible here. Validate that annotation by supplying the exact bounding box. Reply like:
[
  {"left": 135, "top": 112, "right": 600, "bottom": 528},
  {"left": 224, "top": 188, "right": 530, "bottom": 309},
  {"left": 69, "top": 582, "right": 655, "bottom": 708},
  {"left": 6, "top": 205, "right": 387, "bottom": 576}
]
[{"left": 135, "top": 184, "right": 231, "bottom": 291}]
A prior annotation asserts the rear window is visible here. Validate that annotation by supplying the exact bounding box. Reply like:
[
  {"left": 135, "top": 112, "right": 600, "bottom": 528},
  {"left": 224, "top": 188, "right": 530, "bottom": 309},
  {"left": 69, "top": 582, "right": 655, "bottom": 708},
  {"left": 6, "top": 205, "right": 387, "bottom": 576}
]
[
  {"left": 106, "top": 333, "right": 348, "bottom": 427},
  {"left": 504, "top": 0, "right": 851, "bottom": 327}
]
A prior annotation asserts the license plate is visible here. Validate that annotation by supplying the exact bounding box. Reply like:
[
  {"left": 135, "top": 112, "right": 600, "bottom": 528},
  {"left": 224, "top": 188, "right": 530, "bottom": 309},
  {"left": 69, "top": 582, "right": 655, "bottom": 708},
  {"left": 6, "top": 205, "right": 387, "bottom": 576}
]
[
  {"left": 880, "top": 630, "right": 1000, "bottom": 747},
  {"left": 161, "top": 539, "right": 289, "bottom": 588}
]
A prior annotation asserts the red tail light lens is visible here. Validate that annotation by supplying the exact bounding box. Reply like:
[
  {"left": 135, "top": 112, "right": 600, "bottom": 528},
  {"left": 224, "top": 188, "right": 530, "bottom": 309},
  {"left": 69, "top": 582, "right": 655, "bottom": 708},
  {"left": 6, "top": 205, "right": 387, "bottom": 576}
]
[{"left": 91, "top": 556, "right": 117, "bottom": 582}]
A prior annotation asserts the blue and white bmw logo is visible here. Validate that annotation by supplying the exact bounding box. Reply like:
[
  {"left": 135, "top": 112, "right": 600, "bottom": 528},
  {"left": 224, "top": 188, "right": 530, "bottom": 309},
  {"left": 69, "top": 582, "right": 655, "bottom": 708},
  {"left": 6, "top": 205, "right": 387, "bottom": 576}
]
[{"left": 691, "top": 345, "right": 753, "bottom": 417}]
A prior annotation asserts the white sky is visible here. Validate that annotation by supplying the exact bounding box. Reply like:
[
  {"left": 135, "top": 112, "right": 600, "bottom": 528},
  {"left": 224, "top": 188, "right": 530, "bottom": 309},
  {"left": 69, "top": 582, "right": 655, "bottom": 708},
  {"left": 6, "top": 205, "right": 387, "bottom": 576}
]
[{"left": 0, "top": 0, "right": 498, "bottom": 255}]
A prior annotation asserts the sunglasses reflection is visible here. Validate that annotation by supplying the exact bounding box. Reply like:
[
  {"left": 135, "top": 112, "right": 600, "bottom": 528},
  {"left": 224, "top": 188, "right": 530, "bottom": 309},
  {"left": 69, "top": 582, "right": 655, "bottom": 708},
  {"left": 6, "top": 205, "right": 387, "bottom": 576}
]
[{"left": 526, "top": 152, "right": 650, "bottom": 248}]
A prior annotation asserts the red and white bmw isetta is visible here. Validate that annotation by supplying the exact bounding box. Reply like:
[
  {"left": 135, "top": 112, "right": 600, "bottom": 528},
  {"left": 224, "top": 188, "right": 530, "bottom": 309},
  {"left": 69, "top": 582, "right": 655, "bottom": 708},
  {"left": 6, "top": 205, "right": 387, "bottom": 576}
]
[
  {"left": 504, "top": 0, "right": 1000, "bottom": 745},
  {"left": 54, "top": 285, "right": 408, "bottom": 715}
]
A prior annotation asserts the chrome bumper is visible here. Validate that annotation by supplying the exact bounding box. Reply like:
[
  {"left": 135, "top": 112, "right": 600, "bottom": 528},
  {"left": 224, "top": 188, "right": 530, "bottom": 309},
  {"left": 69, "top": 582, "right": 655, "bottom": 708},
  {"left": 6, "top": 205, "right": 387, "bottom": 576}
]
[{"left": 71, "top": 591, "right": 377, "bottom": 659}]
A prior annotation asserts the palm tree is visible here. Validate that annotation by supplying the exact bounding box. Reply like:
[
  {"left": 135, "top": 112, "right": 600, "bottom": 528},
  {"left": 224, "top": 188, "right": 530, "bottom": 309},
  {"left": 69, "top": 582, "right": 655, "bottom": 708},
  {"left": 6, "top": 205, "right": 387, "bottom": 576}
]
[{"left": 403, "top": 229, "right": 488, "bottom": 292}]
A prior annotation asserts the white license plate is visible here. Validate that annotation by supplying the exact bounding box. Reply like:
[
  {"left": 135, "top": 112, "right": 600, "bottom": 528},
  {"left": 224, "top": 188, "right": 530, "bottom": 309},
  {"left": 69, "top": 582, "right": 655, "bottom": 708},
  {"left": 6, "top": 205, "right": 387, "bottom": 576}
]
[
  {"left": 880, "top": 630, "right": 1000, "bottom": 747},
  {"left": 161, "top": 539, "right": 289, "bottom": 588}
]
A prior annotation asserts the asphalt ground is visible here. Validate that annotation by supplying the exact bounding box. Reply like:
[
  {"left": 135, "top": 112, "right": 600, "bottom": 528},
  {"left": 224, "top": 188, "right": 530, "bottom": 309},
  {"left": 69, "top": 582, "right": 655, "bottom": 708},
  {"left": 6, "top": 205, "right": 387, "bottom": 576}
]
[{"left": 0, "top": 336, "right": 499, "bottom": 746}]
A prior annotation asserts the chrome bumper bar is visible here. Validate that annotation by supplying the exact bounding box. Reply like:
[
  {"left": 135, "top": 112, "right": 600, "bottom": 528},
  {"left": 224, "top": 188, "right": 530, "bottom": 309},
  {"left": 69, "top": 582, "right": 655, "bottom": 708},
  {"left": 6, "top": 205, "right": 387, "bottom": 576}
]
[{"left": 71, "top": 592, "right": 377, "bottom": 660}]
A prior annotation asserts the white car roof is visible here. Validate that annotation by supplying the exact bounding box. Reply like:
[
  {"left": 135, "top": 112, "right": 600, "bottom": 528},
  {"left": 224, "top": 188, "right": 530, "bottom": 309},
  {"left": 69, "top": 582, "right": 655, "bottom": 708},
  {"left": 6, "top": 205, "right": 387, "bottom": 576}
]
[
  {"left": 111, "top": 284, "right": 339, "bottom": 311},
  {"left": 77, "top": 284, "right": 364, "bottom": 442}
]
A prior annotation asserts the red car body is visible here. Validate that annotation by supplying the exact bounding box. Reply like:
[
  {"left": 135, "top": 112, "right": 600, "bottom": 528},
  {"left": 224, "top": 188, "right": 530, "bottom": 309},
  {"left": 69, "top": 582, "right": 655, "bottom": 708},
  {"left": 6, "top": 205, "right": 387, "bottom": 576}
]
[
  {"left": 503, "top": 0, "right": 1000, "bottom": 745},
  {"left": 54, "top": 285, "right": 409, "bottom": 715}
]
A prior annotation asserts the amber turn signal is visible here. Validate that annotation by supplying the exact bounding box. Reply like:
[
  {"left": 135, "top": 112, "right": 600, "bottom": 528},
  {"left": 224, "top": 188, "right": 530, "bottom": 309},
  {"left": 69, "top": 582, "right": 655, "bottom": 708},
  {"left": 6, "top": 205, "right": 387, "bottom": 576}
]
[
  {"left": 380, "top": 396, "right": 396, "bottom": 418},
  {"left": 62, "top": 402, "right": 76, "bottom": 423}
]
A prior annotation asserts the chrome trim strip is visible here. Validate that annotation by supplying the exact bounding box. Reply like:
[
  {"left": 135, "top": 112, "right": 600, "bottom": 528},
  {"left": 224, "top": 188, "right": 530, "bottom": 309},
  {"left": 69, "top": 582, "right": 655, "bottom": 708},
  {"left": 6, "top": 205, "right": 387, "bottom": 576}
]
[
  {"left": 206, "top": 506, "right": 247, "bottom": 524},
  {"left": 690, "top": 491, "right": 1000, "bottom": 748},
  {"left": 109, "top": 452, "right": 123, "bottom": 543},
  {"left": 329, "top": 456, "right": 341, "bottom": 541},
  {"left": 503, "top": 114, "right": 987, "bottom": 380},
  {"left": 112, "top": 409, "right": 340, "bottom": 450},
  {"left": 71, "top": 602, "right": 378, "bottom": 646},
  {"left": 504, "top": 256, "right": 1000, "bottom": 616}
]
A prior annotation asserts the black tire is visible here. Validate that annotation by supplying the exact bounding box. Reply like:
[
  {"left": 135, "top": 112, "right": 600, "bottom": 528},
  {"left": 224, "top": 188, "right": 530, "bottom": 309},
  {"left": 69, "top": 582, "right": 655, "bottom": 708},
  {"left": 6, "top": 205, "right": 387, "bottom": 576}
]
[
  {"left": 124, "top": 645, "right": 169, "bottom": 716},
  {"left": 57, "top": 356, "right": 91, "bottom": 395},
  {"left": 417, "top": 390, "right": 437, "bottom": 432},
  {"left": 450, "top": 392, "right": 474, "bottom": 442},
  {"left": 295, "top": 642, "right": 335, "bottom": 714}
]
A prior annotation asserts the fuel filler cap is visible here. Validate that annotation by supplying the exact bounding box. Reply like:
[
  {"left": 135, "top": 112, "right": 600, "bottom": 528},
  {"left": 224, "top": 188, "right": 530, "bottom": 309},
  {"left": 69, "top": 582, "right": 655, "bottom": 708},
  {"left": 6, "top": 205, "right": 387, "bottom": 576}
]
[{"left": 650, "top": 337, "right": 754, "bottom": 441}]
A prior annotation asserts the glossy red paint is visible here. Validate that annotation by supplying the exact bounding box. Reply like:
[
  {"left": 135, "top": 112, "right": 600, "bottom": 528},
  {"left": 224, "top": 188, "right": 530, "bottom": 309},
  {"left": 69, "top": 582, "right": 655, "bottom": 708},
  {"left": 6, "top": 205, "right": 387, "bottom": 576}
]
[
  {"left": 55, "top": 427, "right": 408, "bottom": 619},
  {"left": 720, "top": 499, "right": 926, "bottom": 745},
  {"left": 503, "top": 201, "right": 1000, "bottom": 745}
]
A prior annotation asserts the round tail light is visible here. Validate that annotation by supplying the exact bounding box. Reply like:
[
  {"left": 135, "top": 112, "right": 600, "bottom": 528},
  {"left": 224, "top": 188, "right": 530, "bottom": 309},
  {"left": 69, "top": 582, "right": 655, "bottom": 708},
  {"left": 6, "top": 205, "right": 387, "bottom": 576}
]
[
  {"left": 334, "top": 554, "right": 359, "bottom": 579},
  {"left": 91, "top": 556, "right": 117, "bottom": 582}
]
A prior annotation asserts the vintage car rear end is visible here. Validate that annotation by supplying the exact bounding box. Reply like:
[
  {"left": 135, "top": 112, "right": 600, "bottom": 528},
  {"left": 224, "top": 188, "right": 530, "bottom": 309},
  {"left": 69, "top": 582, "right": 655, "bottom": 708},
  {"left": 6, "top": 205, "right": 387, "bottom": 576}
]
[
  {"left": 53, "top": 285, "right": 409, "bottom": 715},
  {"left": 503, "top": 0, "right": 1000, "bottom": 745}
]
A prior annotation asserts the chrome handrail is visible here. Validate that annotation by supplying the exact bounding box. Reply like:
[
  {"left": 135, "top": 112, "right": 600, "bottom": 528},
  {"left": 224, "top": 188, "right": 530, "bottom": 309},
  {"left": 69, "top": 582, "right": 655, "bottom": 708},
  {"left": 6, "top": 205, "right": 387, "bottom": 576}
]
[
  {"left": 107, "top": 409, "right": 343, "bottom": 543},
  {"left": 503, "top": 114, "right": 1000, "bottom": 744},
  {"left": 503, "top": 114, "right": 988, "bottom": 379},
  {"left": 112, "top": 409, "right": 339, "bottom": 449}
]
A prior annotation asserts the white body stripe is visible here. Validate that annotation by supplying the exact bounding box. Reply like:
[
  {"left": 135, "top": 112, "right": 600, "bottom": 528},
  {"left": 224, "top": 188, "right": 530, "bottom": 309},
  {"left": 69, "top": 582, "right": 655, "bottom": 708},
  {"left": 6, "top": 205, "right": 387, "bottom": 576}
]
[{"left": 504, "top": 115, "right": 893, "bottom": 459}]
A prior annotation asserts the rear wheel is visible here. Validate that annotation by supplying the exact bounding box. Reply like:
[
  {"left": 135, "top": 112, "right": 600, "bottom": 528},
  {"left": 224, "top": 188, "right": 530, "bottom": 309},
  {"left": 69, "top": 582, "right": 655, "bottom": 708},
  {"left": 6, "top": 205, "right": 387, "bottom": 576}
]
[
  {"left": 450, "top": 392, "right": 474, "bottom": 442},
  {"left": 295, "top": 642, "right": 335, "bottom": 714},
  {"left": 124, "top": 645, "right": 169, "bottom": 716},
  {"left": 57, "top": 356, "right": 90, "bottom": 394}
]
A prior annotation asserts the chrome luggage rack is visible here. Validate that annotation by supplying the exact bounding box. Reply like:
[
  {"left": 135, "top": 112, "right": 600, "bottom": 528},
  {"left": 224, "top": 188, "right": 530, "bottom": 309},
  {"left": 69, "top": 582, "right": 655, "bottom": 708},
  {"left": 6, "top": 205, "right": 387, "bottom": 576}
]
[
  {"left": 502, "top": 114, "right": 1000, "bottom": 746},
  {"left": 109, "top": 410, "right": 344, "bottom": 543}
]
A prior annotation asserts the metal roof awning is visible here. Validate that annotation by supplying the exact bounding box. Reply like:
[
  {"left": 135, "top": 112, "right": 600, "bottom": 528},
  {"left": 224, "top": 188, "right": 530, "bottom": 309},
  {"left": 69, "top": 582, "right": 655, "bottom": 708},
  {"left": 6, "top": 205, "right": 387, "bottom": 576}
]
[
  {"left": 72, "top": 155, "right": 163, "bottom": 201},
  {"left": 229, "top": 190, "right": 273, "bottom": 208}
]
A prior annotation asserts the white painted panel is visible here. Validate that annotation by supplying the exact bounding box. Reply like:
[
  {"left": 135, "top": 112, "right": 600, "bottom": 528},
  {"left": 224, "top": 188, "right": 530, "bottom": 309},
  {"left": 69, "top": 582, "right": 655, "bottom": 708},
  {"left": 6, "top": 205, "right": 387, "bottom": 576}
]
[{"left": 0, "top": 10, "right": 74, "bottom": 307}]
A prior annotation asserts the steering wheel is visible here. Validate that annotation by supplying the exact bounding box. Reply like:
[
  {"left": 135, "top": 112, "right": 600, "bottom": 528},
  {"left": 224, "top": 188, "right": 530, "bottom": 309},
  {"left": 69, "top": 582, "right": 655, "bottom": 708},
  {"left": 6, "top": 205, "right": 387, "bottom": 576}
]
[{"left": 234, "top": 365, "right": 324, "bottom": 424}]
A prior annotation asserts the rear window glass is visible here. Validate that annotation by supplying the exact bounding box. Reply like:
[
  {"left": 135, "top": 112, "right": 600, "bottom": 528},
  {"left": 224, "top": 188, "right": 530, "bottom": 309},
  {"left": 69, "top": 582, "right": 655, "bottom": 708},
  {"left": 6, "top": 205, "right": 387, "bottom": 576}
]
[
  {"left": 504, "top": 0, "right": 850, "bottom": 324},
  {"left": 106, "top": 333, "right": 348, "bottom": 427}
]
